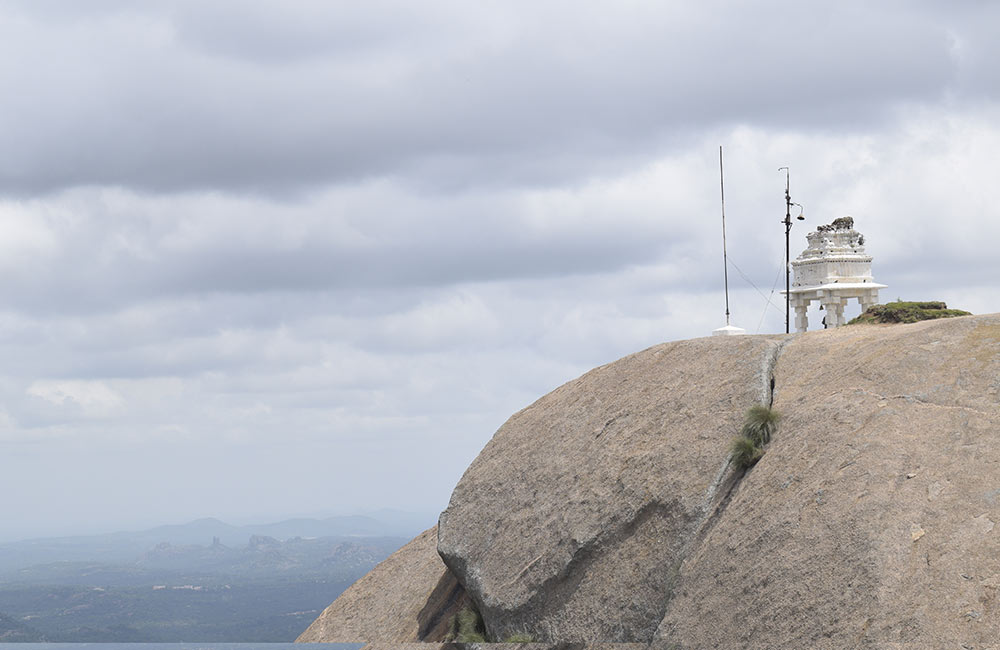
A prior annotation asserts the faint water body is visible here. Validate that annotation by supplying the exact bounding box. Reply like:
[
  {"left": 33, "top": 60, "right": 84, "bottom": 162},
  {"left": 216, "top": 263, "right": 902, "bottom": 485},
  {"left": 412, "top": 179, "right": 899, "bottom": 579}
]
[{"left": 0, "top": 645, "right": 364, "bottom": 650}]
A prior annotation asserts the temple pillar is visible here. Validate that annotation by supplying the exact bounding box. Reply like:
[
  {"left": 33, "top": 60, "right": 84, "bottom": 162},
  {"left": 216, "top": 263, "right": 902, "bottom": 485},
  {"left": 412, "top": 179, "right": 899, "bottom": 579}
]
[
  {"left": 859, "top": 288, "right": 879, "bottom": 314},
  {"left": 794, "top": 302, "right": 808, "bottom": 333},
  {"left": 821, "top": 296, "right": 842, "bottom": 327}
]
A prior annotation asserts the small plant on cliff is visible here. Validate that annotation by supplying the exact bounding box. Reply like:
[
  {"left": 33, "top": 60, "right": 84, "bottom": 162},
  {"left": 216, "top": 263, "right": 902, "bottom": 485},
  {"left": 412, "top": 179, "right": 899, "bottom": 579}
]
[
  {"left": 730, "top": 435, "right": 764, "bottom": 469},
  {"left": 742, "top": 404, "right": 781, "bottom": 446},
  {"left": 445, "top": 605, "right": 487, "bottom": 643},
  {"left": 730, "top": 405, "right": 781, "bottom": 469}
]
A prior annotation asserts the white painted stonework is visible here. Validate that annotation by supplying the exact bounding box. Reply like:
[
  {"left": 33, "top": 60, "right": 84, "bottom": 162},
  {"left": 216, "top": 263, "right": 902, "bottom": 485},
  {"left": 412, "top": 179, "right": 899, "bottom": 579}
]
[
  {"left": 712, "top": 324, "right": 746, "bottom": 336},
  {"left": 782, "top": 216, "right": 886, "bottom": 332}
]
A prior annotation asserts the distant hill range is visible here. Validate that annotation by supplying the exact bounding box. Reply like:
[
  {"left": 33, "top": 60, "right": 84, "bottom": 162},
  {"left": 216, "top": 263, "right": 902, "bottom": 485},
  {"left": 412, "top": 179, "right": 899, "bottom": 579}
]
[
  {"left": 0, "top": 611, "right": 46, "bottom": 642},
  {"left": 0, "top": 512, "right": 429, "bottom": 641},
  {"left": 0, "top": 512, "right": 427, "bottom": 574}
]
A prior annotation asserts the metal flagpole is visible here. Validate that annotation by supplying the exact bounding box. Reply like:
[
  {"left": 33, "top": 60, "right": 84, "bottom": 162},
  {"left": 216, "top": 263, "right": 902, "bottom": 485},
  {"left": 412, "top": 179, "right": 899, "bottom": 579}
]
[
  {"left": 720, "top": 146, "right": 731, "bottom": 326},
  {"left": 781, "top": 167, "right": 791, "bottom": 333}
]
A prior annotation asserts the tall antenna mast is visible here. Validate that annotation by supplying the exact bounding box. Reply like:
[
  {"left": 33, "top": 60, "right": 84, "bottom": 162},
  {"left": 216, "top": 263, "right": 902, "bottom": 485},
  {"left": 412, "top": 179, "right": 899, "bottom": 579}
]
[
  {"left": 711, "top": 147, "right": 746, "bottom": 337},
  {"left": 720, "top": 146, "right": 731, "bottom": 326}
]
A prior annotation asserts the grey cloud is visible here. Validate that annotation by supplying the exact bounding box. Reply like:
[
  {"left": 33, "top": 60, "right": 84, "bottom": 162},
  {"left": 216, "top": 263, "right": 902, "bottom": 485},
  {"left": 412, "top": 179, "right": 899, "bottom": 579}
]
[
  {"left": 0, "top": 0, "right": 966, "bottom": 196},
  {"left": 170, "top": 0, "right": 454, "bottom": 64},
  {"left": 0, "top": 183, "right": 692, "bottom": 318}
]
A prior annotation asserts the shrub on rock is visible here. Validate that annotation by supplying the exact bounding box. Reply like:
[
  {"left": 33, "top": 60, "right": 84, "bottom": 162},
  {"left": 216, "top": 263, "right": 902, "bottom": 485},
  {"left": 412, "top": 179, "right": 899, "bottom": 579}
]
[{"left": 849, "top": 301, "right": 970, "bottom": 325}]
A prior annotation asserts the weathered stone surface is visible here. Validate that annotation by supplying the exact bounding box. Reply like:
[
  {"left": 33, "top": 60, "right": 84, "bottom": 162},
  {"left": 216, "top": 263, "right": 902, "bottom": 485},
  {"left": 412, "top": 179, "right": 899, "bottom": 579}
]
[
  {"left": 296, "top": 526, "right": 467, "bottom": 642},
  {"left": 437, "top": 335, "right": 785, "bottom": 642},
  {"left": 305, "top": 312, "right": 1000, "bottom": 648},
  {"left": 360, "top": 644, "right": 648, "bottom": 650},
  {"left": 654, "top": 313, "right": 1000, "bottom": 649}
]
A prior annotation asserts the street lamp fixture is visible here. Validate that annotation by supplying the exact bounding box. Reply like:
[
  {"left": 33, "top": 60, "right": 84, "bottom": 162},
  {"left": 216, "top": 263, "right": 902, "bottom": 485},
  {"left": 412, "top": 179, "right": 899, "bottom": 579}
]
[{"left": 779, "top": 167, "right": 805, "bottom": 334}]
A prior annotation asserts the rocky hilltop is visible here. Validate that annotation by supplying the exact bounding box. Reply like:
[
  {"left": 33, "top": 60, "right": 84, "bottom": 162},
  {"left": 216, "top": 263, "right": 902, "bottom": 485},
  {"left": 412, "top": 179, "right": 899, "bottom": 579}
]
[{"left": 298, "top": 313, "right": 1000, "bottom": 649}]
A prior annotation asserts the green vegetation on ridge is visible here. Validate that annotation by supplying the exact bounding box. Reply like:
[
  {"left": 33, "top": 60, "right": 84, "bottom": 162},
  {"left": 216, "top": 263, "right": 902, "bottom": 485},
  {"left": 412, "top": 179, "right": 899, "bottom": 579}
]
[{"left": 848, "top": 300, "right": 971, "bottom": 325}]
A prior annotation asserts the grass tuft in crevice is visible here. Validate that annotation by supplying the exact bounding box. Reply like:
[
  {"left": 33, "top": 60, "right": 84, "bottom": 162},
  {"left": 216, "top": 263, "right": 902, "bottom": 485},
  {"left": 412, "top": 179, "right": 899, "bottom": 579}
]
[
  {"left": 730, "top": 435, "right": 764, "bottom": 469},
  {"left": 444, "top": 604, "right": 487, "bottom": 643},
  {"left": 742, "top": 404, "right": 780, "bottom": 446},
  {"left": 730, "top": 404, "right": 780, "bottom": 469}
]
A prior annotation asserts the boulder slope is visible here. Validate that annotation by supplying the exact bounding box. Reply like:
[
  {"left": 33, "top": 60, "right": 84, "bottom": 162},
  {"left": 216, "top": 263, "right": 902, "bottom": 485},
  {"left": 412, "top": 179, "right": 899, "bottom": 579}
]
[
  {"left": 301, "top": 313, "right": 1000, "bottom": 648},
  {"left": 438, "top": 335, "right": 784, "bottom": 642},
  {"left": 296, "top": 526, "right": 468, "bottom": 643}
]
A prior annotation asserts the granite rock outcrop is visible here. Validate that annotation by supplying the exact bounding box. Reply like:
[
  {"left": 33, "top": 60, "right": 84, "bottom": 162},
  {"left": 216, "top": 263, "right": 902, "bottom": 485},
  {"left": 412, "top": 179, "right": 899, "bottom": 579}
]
[
  {"left": 296, "top": 526, "right": 468, "bottom": 643},
  {"left": 301, "top": 314, "right": 1000, "bottom": 648},
  {"left": 437, "top": 335, "right": 785, "bottom": 642}
]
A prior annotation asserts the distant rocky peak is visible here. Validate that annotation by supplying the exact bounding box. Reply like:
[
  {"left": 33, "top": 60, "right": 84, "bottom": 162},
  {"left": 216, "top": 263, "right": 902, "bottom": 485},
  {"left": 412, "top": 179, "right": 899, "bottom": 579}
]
[{"left": 247, "top": 534, "right": 280, "bottom": 550}]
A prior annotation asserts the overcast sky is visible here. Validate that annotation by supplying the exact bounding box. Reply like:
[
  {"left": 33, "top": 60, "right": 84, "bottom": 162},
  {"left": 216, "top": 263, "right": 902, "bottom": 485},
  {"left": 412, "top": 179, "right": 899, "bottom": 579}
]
[{"left": 2, "top": 0, "right": 998, "bottom": 542}]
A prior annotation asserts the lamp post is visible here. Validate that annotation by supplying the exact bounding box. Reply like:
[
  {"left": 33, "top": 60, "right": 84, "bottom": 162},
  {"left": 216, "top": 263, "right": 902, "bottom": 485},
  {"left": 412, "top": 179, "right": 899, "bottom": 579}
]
[{"left": 778, "top": 167, "right": 805, "bottom": 334}]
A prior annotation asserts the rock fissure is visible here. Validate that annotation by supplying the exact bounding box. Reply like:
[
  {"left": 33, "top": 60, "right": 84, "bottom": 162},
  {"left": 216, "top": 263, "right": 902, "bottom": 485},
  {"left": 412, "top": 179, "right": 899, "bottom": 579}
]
[
  {"left": 480, "top": 499, "right": 692, "bottom": 642},
  {"left": 537, "top": 340, "right": 791, "bottom": 641},
  {"left": 415, "top": 569, "right": 470, "bottom": 641},
  {"left": 596, "top": 414, "right": 624, "bottom": 438},
  {"left": 507, "top": 553, "right": 545, "bottom": 586},
  {"left": 850, "top": 387, "right": 992, "bottom": 415},
  {"left": 682, "top": 462, "right": 747, "bottom": 560},
  {"left": 652, "top": 336, "right": 792, "bottom": 640},
  {"left": 692, "top": 338, "right": 789, "bottom": 537},
  {"left": 763, "top": 337, "right": 791, "bottom": 407}
]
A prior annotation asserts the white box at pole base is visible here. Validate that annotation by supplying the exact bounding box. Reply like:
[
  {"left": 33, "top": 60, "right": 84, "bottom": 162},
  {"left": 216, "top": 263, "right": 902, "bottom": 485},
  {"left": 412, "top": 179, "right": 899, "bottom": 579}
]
[{"left": 712, "top": 325, "right": 746, "bottom": 336}]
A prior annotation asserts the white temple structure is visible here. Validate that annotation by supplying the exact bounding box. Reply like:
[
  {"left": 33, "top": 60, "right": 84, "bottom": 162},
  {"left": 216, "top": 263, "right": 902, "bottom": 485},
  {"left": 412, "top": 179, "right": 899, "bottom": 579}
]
[{"left": 783, "top": 216, "right": 886, "bottom": 332}]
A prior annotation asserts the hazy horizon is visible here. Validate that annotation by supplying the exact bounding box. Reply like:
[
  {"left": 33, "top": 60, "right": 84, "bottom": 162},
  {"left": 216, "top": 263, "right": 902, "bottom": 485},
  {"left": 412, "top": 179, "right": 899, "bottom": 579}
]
[{"left": 0, "top": 506, "right": 440, "bottom": 545}]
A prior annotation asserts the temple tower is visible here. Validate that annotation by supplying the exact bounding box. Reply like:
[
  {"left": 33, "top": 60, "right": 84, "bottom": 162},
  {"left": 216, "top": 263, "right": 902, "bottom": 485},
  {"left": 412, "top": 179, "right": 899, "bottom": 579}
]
[{"left": 783, "top": 216, "right": 886, "bottom": 332}]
